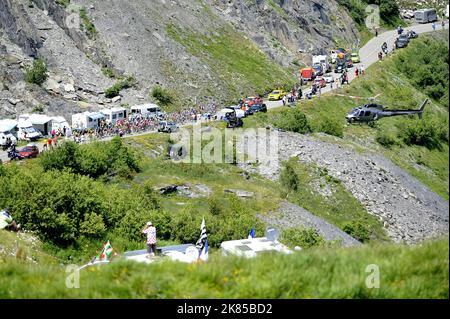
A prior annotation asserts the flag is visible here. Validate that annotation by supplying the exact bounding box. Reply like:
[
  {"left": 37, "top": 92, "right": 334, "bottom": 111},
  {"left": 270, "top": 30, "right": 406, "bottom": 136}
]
[
  {"left": 248, "top": 226, "right": 255, "bottom": 239},
  {"left": 199, "top": 239, "right": 208, "bottom": 261},
  {"left": 79, "top": 241, "right": 114, "bottom": 270},
  {"left": 195, "top": 218, "right": 207, "bottom": 250},
  {"left": 97, "top": 241, "right": 114, "bottom": 261}
]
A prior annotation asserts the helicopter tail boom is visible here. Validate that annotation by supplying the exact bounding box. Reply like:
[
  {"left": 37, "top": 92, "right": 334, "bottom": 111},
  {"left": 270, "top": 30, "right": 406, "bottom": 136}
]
[{"left": 417, "top": 99, "right": 429, "bottom": 119}]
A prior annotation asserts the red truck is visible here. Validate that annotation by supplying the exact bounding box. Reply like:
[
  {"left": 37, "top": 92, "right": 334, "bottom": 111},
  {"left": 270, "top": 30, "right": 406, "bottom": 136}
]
[{"left": 300, "top": 67, "right": 315, "bottom": 81}]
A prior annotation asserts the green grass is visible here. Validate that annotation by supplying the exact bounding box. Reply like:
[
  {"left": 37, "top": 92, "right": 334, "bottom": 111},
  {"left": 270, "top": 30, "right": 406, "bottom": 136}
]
[
  {"left": 0, "top": 236, "right": 447, "bottom": 298},
  {"left": 281, "top": 159, "right": 389, "bottom": 242},
  {"left": 166, "top": 23, "right": 295, "bottom": 104}
]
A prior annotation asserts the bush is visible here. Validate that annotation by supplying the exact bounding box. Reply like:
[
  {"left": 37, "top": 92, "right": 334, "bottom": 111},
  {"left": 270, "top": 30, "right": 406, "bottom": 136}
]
[
  {"left": 314, "top": 117, "right": 344, "bottom": 138},
  {"left": 25, "top": 59, "right": 48, "bottom": 86},
  {"left": 273, "top": 108, "right": 312, "bottom": 134},
  {"left": 343, "top": 221, "right": 370, "bottom": 242},
  {"left": 281, "top": 228, "right": 325, "bottom": 249},
  {"left": 105, "top": 76, "right": 136, "bottom": 98},
  {"left": 280, "top": 160, "right": 299, "bottom": 191},
  {"left": 102, "top": 67, "right": 115, "bottom": 78},
  {"left": 151, "top": 86, "right": 174, "bottom": 106},
  {"left": 397, "top": 116, "right": 448, "bottom": 150},
  {"left": 80, "top": 8, "right": 97, "bottom": 39},
  {"left": 39, "top": 137, "right": 140, "bottom": 179},
  {"left": 376, "top": 130, "right": 398, "bottom": 148}
]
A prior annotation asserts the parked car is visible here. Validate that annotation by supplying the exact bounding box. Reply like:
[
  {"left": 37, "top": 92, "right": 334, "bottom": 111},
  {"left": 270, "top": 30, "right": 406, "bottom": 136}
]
[
  {"left": 322, "top": 74, "right": 334, "bottom": 83},
  {"left": 313, "top": 77, "right": 327, "bottom": 88},
  {"left": 351, "top": 51, "right": 360, "bottom": 63},
  {"left": 18, "top": 144, "right": 39, "bottom": 158},
  {"left": 268, "top": 90, "right": 286, "bottom": 101},
  {"left": 157, "top": 121, "right": 179, "bottom": 133},
  {"left": 395, "top": 35, "right": 409, "bottom": 48},
  {"left": 250, "top": 103, "right": 267, "bottom": 113}
]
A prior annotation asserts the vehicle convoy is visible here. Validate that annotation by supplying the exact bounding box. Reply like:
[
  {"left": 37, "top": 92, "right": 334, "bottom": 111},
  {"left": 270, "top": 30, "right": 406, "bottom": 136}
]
[
  {"left": 346, "top": 99, "right": 429, "bottom": 123},
  {"left": 414, "top": 8, "right": 437, "bottom": 23}
]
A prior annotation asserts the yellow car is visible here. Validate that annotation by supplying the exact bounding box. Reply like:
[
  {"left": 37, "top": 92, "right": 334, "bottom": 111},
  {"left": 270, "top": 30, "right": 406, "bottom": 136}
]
[
  {"left": 268, "top": 90, "right": 286, "bottom": 101},
  {"left": 351, "top": 52, "right": 360, "bottom": 63}
]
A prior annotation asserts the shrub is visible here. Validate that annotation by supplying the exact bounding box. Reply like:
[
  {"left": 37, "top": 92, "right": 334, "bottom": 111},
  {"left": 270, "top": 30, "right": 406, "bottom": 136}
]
[
  {"left": 151, "top": 86, "right": 174, "bottom": 106},
  {"left": 376, "top": 130, "right": 397, "bottom": 148},
  {"left": 102, "top": 67, "right": 116, "bottom": 78},
  {"left": 25, "top": 59, "right": 48, "bottom": 86},
  {"left": 281, "top": 227, "right": 325, "bottom": 249},
  {"left": 39, "top": 137, "right": 140, "bottom": 179},
  {"left": 280, "top": 160, "right": 299, "bottom": 191},
  {"left": 314, "top": 117, "right": 344, "bottom": 138},
  {"left": 80, "top": 8, "right": 97, "bottom": 39},
  {"left": 105, "top": 76, "right": 136, "bottom": 98},
  {"left": 397, "top": 116, "right": 448, "bottom": 150},
  {"left": 343, "top": 221, "right": 370, "bottom": 242},
  {"left": 273, "top": 108, "right": 312, "bottom": 134}
]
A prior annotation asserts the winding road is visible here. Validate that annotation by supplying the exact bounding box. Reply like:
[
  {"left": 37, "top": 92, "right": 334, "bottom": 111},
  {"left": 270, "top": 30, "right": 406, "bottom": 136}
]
[{"left": 0, "top": 22, "right": 447, "bottom": 163}]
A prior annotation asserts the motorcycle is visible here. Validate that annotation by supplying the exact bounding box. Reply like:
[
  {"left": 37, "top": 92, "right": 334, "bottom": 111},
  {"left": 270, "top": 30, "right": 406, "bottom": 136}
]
[{"left": 7, "top": 147, "right": 23, "bottom": 161}]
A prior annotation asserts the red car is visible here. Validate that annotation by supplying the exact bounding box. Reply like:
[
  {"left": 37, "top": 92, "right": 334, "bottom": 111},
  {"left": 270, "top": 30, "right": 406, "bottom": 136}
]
[
  {"left": 314, "top": 77, "right": 327, "bottom": 88},
  {"left": 18, "top": 144, "right": 39, "bottom": 158}
]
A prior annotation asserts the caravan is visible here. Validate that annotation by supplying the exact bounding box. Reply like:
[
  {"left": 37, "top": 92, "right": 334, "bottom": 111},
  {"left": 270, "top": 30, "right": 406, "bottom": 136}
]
[
  {"left": 312, "top": 55, "right": 331, "bottom": 73},
  {"left": 50, "top": 116, "right": 70, "bottom": 133},
  {"left": 100, "top": 107, "right": 127, "bottom": 124},
  {"left": 415, "top": 9, "right": 437, "bottom": 23},
  {"left": 71, "top": 112, "right": 105, "bottom": 131},
  {"left": 130, "top": 103, "right": 163, "bottom": 118}
]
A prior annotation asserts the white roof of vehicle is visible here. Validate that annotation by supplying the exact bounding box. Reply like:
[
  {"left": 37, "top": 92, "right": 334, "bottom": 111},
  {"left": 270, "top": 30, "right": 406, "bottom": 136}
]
[
  {"left": 27, "top": 114, "right": 52, "bottom": 125},
  {"left": 51, "top": 116, "right": 69, "bottom": 123},
  {"left": 220, "top": 237, "right": 292, "bottom": 258},
  {"left": 131, "top": 103, "right": 160, "bottom": 110},
  {"left": 101, "top": 107, "right": 126, "bottom": 113},
  {"left": 0, "top": 119, "right": 18, "bottom": 132}
]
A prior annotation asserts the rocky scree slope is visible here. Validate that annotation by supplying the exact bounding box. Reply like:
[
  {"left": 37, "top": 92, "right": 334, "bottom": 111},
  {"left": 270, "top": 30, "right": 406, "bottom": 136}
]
[{"left": 239, "top": 131, "right": 449, "bottom": 244}]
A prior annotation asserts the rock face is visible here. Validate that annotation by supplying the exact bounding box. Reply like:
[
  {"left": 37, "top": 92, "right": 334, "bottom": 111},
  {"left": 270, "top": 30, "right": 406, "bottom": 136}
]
[
  {"left": 239, "top": 131, "right": 449, "bottom": 244},
  {"left": 0, "top": 0, "right": 358, "bottom": 118}
]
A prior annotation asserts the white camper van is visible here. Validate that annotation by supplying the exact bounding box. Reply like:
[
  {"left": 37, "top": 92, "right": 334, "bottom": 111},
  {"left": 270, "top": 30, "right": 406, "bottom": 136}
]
[
  {"left": 17, "top": 119, "right": 42, "bottom": 141},
  {"left": 100, "top": 107, "right": 127, "bottom": 124},
  {"left": 415, "top": 9, "right": 437, "bottom": 23},
  {"left": 50, "top": 116, "right": 70, "bottom": 133},
  {"left": 313, "top": 55, "right": 331, "bottom": 73},
  {"left": 19, "top": 114, "right": 52, "bottom": 136},
  {"left": 130, "top": 103, "right": 163, "bottom": 118},
  {"left": 0, "top": 119, "right": 18, "bottom": 150},
  {"left": 71, "top": 112, "right": 105, "bottom": 131}
]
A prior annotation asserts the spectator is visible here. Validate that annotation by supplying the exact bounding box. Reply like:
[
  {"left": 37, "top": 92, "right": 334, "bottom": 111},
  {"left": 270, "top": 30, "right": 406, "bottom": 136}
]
[
  {"left": 442, "top": 20, "right": 446, "bottom": 29},
  {"left": 142, "top": 221, "right": 157, "bottom": 258},
  {"left": 378, "top": 51, "right": 383, "bottom": 61},
  {"left": 432, "top": 22, "right": 436, "bottom": 31}
]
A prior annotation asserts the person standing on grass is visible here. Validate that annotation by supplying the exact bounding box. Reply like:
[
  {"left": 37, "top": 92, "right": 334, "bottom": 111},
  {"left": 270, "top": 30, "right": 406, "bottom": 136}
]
[
  {"left": 142, "top": 221, "right": 157, "bottom": 258},
  {"left": 432, "top": 22, "right": 436, "bottom": 31}
]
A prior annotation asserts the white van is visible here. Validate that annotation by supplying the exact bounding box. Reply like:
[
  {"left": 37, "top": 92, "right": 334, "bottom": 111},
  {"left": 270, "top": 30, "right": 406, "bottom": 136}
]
[
  {"left": 415, "top": 9, "right": 437, "bottom": 23},
  {"left": 17, "top": 119, "right": 42, "bottom": 141},
  {"left": 100, "top": 107, "right": 127, "bottom": 124},
  {"left": 0, "top": 120, "right": 18, "bottom": 150},
  {"left": 51, "top": 116, "right": 70, "bottom": 132},
  {"left": 130, "top": 103, "right": 163, "bottom": 118},
  {"left": 71, "top": 112, "right": 105, "bottom": 130}
]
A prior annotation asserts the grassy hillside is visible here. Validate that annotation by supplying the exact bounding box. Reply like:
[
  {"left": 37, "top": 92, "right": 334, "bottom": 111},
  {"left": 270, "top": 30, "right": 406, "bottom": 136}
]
[
  {"left": 245, "top": 32, "right": 449, "bottom": 200},
  {"left": 166, "top": 23, "right": 296, "bottom": 105},
  {"left": 0, "top": 233, "right": 447, "bottom": 298}
]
